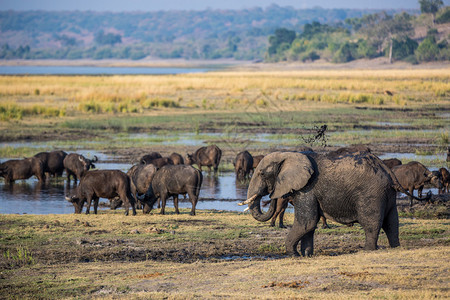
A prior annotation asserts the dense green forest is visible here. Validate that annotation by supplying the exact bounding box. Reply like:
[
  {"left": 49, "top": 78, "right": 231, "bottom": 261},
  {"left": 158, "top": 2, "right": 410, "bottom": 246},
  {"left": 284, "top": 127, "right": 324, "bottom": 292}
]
[
  {"left": 267, "top": 5, "right": 449, "bottom": 63},
  {"left": 0, "top": 3, "right": 448, "bottom": 63}
]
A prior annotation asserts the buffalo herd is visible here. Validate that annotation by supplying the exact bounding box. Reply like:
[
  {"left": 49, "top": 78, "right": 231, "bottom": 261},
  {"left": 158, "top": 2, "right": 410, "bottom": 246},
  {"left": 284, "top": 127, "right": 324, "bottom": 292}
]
[{"left": 0, "top": 145, "right": 448, "bottom": 218}]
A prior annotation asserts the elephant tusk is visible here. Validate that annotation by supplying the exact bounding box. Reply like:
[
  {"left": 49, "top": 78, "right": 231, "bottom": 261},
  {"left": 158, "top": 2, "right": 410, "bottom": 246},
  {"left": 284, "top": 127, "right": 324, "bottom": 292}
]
[
  {"left": 65, "top": 196, "right": 72, "bottom": 202},
  {"left": 243, "top": 207, "right": 249, "bottom": 212},
  {"left": 238, "top": 194, "right": 258, "bottom": 206}
]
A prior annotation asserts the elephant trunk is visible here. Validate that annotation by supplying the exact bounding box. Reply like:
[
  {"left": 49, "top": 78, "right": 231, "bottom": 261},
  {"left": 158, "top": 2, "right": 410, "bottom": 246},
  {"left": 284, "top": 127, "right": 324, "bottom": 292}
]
[
  {"left": 249, "top": 195, "right": 277, "bottom": 222},
  {"left": 240, "top": 174, "right": 277, "bottom": 222}
]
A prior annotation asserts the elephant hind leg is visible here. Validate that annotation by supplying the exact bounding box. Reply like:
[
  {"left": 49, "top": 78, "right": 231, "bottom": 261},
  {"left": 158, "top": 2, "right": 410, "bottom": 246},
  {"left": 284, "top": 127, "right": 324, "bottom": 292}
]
[
  {"left": 382, "top": 207, "right": 400, "bottom": 248},
  {"left": 359, "top": 217, "right": 382, "bottom": 251}
]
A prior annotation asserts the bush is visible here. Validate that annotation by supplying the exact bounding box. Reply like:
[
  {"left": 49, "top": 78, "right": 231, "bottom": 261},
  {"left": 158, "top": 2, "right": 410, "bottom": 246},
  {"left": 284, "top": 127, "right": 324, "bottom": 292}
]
[
  {"left": 436, "top": 6, "right": 450, "bottom": 24},
  {"left": 392, "top": 37, "right": 418, "bottom": 60},
  {"left": 416, "top": 36, "right": 440, "bottom": 62}
]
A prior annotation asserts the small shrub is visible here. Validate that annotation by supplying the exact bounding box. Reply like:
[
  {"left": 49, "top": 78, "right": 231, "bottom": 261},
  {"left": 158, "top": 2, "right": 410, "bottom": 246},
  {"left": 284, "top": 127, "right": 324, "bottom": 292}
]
[
  {"left": 255, "top": 98, "right": 268, "bottom": 107},
  {"left": 3, "top": 246, "right": 35, "bottom": 268}
]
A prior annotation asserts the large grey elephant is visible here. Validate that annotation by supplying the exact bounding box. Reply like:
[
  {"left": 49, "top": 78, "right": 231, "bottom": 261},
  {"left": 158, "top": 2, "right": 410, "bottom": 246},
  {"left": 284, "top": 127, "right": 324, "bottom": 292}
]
[{"left": 240, "top": 151, "right": 402, "bottom": 257}]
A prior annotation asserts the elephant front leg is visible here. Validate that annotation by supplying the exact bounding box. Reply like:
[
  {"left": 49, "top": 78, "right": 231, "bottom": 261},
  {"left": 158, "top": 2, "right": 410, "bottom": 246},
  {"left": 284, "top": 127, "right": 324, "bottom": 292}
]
[{"left": 285, "top": 195, "right": 319, "bottom": 256}]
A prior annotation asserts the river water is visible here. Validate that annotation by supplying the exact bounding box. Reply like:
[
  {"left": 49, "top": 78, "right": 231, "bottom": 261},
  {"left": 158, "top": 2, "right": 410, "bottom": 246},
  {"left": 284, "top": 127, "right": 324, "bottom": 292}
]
[
  {"left": 0, "top": 159, "right": 251, "bottom": 214},
  {"left": 0, "top": 65, "right": 213, "bottom": 75}
]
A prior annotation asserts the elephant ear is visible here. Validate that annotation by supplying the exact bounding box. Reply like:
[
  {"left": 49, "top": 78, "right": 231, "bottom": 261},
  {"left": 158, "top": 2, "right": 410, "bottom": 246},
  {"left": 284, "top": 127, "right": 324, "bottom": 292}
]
[{"left": 271, "top": 152, "right": 314, "bottom": 200}]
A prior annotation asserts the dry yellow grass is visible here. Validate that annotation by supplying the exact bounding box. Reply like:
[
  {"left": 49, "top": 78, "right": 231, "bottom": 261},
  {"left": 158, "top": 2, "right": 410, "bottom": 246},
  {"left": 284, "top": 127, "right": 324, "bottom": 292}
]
[{"left": 0, "top": 68, "right": 448, "bottom": 120}]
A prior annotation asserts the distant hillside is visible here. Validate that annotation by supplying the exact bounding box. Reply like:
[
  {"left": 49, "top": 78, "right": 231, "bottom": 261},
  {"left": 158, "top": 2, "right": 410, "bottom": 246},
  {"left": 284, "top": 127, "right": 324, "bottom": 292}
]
[{"left": 0, "top": 5, "right": 407, "bottom": 61}]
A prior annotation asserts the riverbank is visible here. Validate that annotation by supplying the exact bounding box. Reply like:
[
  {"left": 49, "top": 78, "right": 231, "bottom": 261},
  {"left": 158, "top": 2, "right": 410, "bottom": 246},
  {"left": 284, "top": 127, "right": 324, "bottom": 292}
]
[
  {"left": 1, "top": 58, "right": 449, "bottom": 70},
  {"left": 0, "top": 206, "right": 448, "bottom": 299}
]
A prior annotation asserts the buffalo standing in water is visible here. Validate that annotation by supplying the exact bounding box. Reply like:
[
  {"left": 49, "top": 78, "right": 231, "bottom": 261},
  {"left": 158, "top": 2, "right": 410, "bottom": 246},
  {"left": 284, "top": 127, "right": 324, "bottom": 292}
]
[
  {"left": 34, "top": 150, "right": 67, "bottom": 178},
  {"left": 234, "top": 151, "right": 253, "bottom": 180},
  {"left": 63, "top": 153, "right": 98, "bottom": 184},
  {"left": 186, "top": 145, "right": 222, "bottom": 174},
  {"left": 0, "top": 157, "right": 45, "bottom": 183}
]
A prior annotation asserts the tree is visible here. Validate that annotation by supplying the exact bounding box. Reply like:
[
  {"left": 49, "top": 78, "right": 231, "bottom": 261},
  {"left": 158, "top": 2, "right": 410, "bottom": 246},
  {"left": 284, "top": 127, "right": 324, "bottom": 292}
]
[
  {"left": 268, "top": 28, "right": 296, "bottom": 56},
  {"left": 419, "top": 0, "right": 444, "bottom": 24},
  {"left": 416, "top": 36, "right": 440, "bottom": 61},
  {"left": 94, "top": 31, "right": 122, "bottom": 46},
  {"left": 359, "top": 12, "right": 414, "bottom": 63}
]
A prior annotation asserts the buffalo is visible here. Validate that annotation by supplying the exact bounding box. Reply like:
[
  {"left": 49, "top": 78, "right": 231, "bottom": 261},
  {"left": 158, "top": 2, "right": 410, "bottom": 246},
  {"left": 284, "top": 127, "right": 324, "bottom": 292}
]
[
  {"left": 392, "top": 161, "right": 442, "bottom": 206},
  {"left": 63, "top": 153, "right": 98, "bottom": 184},
  {"left": 383, "top": 158, "right": 402, "bottom": 169},
  {"left": 66, "top": 170, "right": 136, "bottom": 215},
  {"left": 142, "top": 165, "right": 203, "bottom": 216},
  {"left": 186, "top": 145, "right": 222, "bottom": 174},
  {"left": 34, "top": 150, "right": 67, "bottom": 178},
  {"left": 111, "top": 164, "right": 158, "bottom": 210},
  {"left": 145, "top": 157, "right": 174, "bottom": 169},
  {"left": 252, "top": 155, "right": 264, "bottom": 170},
  {"left": 234, "top": 151, "right": 253, "bottom": 180},
  {"left": 0, "top": 157, "right": 45, "bottom": 183},
  {"left": 169, "top": 152, "right": 184, "bottom": 165},
  {"left": 439, "top": 167, "right": 449, "bottom": 194},
  {"left": 140, "top": 152, "right": 162, "bottom": 164}
]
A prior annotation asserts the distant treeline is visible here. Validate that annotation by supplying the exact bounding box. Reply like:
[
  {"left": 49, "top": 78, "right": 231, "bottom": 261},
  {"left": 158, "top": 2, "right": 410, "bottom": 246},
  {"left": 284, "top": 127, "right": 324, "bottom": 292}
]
[
  {"left": 266, "top": 5, "right": 449, "bottom": 64},
  {"left": 0, "top": 4, "right": 448, "bottom": 63}
]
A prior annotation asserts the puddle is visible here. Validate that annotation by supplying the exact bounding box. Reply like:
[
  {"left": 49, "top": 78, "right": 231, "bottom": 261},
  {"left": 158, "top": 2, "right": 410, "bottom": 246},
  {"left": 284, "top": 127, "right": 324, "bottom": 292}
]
[{"left": 379, "top": 152, "right": 445, "bottom": 162}]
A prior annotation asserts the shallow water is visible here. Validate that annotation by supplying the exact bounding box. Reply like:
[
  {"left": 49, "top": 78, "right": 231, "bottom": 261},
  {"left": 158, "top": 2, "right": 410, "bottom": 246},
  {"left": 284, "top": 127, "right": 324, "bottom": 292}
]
[
  {"left": 0, "top": 66, "right": 212, "bottom": 75},
  {"left": 0, "top": 150, "right": 443, "bottom": 215},
  {"left": 0, "top": 167, "right": 251, "bottom": 214}
]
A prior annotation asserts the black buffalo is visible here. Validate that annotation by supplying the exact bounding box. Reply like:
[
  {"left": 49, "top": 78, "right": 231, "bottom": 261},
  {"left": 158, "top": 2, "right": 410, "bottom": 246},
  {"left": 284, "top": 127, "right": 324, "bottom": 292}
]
[
  {"left": 66, "top": 170, "right": 136, "bottom": 215},
  {"left": 34, "top": 150, "right": 67, "bottom": 178},
  {"left": 186, "top": 145, "right": 222, "bottom": 174},
  {"left": 139, "top": 152, "right": 162, "bottom": 164},
  {"left": 383, "top": 158, "right": 402, "bottom": 169},
  {"left": 142, "top": 165, "right": 203, "bottom": 216},
  {"left": 234, "top": 151, "right": 253, "bottom": 180},
  {"left": 0, "top": 157, "right": 45, "bottom": 183},
  {"left": 392, "top": 161, "right": 442, "bottom": 206},
  {"left": 63, "top": 153, "right": 98, "bottom": 184}
]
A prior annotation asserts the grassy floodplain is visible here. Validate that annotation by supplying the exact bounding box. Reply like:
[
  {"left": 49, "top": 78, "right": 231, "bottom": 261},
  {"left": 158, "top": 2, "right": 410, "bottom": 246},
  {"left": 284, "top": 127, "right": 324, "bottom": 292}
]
[
  {"left": 0, "top": 67, "right": 449, "bottom": 166},
  {"left": 0, "top": 209, "right": 449, "bottom": 299},
  {"left": 0, "top": 65, "right": 449, "bottom": 298}
]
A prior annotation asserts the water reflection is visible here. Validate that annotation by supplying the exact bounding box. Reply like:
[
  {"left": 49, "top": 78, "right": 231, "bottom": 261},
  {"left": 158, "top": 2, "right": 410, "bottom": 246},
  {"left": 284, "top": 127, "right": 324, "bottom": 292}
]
[
  {"left": 0, "top": 181, "right": 75, "bottom": 214},
  {"left": 0, "top": 171, "right": 250, "bottom": 214}
]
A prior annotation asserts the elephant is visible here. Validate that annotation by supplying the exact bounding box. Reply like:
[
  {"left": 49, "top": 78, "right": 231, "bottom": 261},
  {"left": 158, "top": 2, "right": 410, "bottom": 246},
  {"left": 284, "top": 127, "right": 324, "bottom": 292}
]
[
  {"left": 234, "top": 151, "right": 253, "bottom": 180},
  {"left": 239, "top": 151, "right": 405, "bottom": 257},
  {"left": 262, "top": 196, "right": 329, "bottom": 228},
  {"left": 142, "top": 165, "right": 203, "bottom": 216}
]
